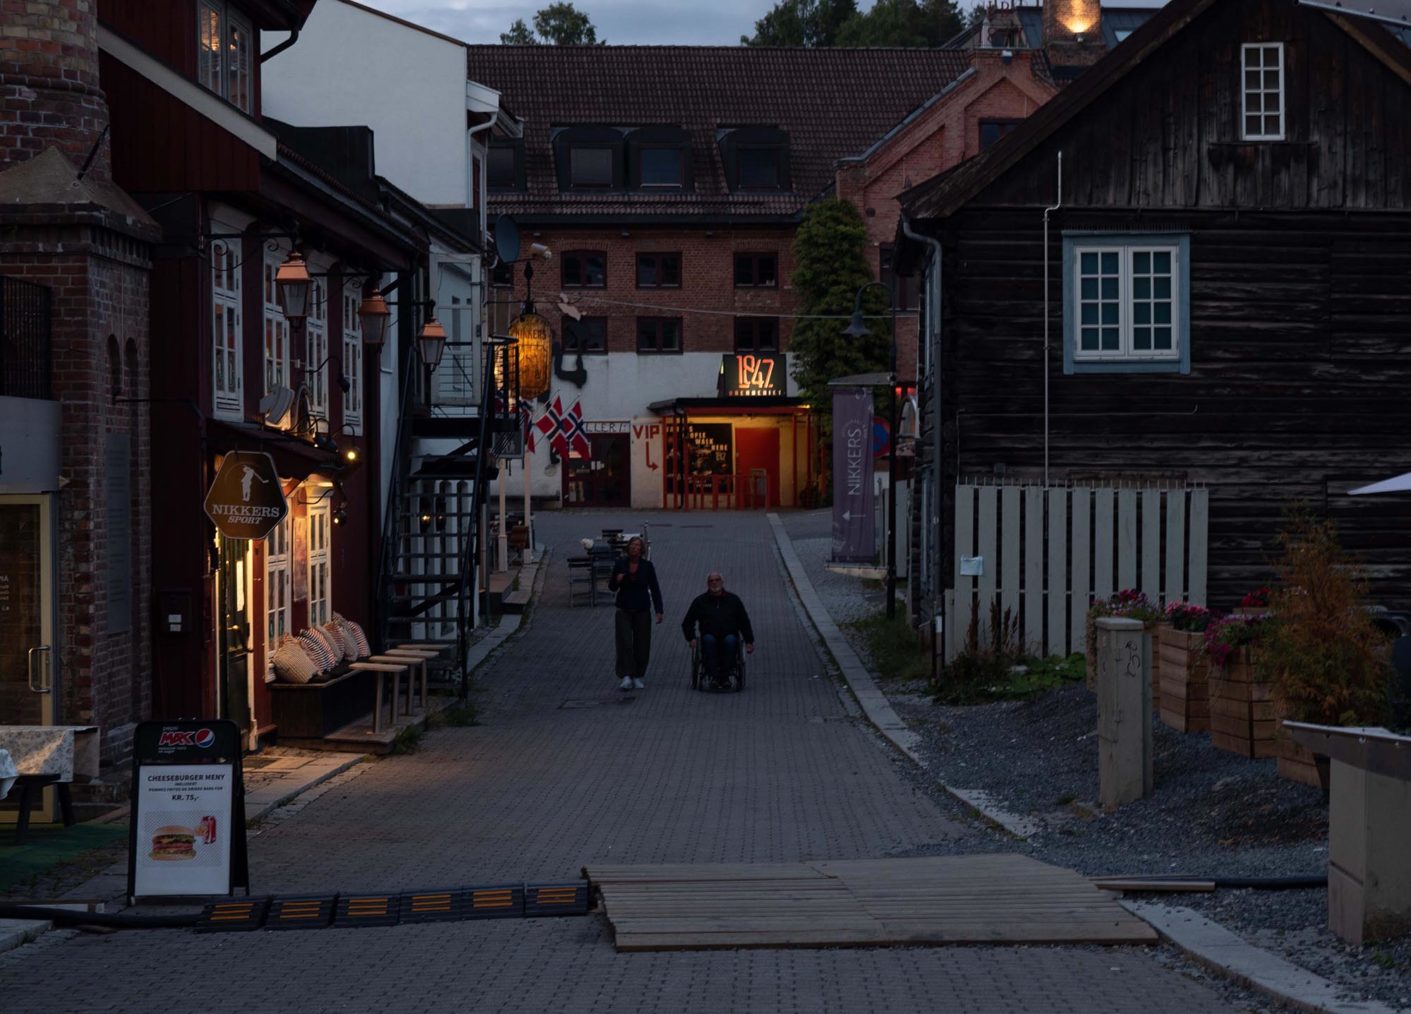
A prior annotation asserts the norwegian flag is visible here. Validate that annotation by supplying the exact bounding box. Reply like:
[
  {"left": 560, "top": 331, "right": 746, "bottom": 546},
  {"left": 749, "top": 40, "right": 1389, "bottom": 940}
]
[
  {"left": 534, "top": 396, "right": 568, "bottom": 457},
  {"left": 560, "top": 398, "right": 592, "bottom": 459}
]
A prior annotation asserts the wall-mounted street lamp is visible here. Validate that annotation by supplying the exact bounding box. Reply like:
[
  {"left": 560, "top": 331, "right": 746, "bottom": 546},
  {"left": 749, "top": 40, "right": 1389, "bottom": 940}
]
[
  {"left": 358, "top": 288, "right": 391, "bottom": 349},
  {"left": 843, "top": 279, "right": 900, "bottom": 621},
  {"left": 274, "top": 249, "right": 312, "bottom": 321}
]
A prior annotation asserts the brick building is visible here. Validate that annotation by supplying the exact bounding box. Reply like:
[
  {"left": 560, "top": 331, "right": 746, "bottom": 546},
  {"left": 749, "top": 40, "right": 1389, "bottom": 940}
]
[{"left": 1, "top": 0, "right": 159, "bottom": 773}]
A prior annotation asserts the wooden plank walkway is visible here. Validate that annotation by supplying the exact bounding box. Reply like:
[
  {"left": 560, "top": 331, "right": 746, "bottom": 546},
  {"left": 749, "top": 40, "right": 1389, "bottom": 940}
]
[{"left": 584, "top": 854, "right": 1158, "bottom": 952}]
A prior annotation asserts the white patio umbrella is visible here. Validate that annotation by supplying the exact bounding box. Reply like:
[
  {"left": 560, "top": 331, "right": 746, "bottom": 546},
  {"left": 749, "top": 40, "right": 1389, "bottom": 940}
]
[{"left": 1349, "top": 472, "right": 1411, "bottom": 496}]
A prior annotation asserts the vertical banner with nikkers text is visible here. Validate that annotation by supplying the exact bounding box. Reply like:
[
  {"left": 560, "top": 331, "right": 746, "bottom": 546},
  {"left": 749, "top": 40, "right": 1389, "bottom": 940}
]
[{"left": 831, "top": 387, "right": 875, "bottom": 562}]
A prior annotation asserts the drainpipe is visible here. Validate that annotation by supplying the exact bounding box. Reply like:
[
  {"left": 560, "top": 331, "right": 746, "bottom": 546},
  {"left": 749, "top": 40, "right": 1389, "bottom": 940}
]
[
  {"left": 259, "top": 30, "right": 299, "bottom": 63},
  {"left": 1043, "top": 152, "right": 1064, "bottom": 488},
  {"left": 901, "top": 216, "right": 944, "bottom": 675}
]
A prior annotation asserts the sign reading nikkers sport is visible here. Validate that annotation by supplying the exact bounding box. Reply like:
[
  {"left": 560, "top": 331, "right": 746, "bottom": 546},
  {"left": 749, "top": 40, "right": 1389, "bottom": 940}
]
[{"left": 203, "top": 451, "right": 287, "bottom": 540}]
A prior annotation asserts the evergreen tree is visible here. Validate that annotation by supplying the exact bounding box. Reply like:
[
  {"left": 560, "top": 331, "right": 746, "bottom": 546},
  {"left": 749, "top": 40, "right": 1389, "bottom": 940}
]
[
  {"left": 742, "top": 0, "right": 859, "bottom": 47},
  {"left": 788, "top": 199, "right": 891, "bottom": 416}
]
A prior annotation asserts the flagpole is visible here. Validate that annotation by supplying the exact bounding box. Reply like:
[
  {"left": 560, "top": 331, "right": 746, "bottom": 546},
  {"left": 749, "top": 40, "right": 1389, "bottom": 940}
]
[{"left": 523, "top": 442, "right": 533, "bottom": 561}]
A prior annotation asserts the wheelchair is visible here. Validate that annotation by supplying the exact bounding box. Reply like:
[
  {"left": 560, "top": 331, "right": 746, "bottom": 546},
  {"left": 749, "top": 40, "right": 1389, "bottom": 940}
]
[{"left": 690, "top": 638, "right": 745, "bottom": 693}]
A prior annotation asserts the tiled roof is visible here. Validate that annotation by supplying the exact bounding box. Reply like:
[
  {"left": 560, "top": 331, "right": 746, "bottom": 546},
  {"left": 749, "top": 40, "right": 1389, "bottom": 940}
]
[{"left": 466, "top": 45, "right": 971, "bottom": 221}]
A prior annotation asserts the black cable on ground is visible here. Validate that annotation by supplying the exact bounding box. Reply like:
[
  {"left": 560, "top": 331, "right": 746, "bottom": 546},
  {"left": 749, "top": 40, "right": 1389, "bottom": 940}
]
[
  {"left": 0, "top": 904, "right": 199, "bottom": 929},
  {"left": 1211, "top": 875, "right": 1327, "bottom": 890}
]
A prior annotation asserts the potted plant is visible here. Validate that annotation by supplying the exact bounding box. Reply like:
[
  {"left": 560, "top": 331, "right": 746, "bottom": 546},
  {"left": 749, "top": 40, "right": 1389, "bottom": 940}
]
[
  {"left": 1256, "top": 516, "right": 1391, "bottom": 788},
  {"left": 1204, "top": 610, "right": 1275, "bottom": 758},
  {"left": 1158, "top": 602, "right": 1214, "bottom": 733}
]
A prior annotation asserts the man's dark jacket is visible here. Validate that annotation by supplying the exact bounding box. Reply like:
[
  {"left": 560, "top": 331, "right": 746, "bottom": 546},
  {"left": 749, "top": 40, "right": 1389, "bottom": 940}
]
[{"left": 681, "top": 591, "right": 755, "bottom": 643}]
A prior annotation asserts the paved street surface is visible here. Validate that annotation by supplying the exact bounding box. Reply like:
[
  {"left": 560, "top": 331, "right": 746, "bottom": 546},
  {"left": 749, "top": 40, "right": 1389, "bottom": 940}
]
[{"left": 0, "top": 511, "right": 1260, "bottom": 1012}]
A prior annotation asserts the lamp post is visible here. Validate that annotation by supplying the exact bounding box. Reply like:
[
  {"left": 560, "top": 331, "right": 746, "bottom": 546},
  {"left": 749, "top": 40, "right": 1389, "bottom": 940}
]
[{"left": 842, "top": 279, "right": 899, "bottom": 620}]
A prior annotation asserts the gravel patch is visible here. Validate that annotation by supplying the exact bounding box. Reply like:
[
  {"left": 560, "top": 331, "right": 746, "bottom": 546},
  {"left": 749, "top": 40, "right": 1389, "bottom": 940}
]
[{"left": 778, "top": 509, "right": 1411, "bottom": 1013}]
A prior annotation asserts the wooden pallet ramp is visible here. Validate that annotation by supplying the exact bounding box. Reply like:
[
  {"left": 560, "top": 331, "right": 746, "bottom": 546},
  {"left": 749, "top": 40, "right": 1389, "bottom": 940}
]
[{"left": 584, "top": 854, "right": 1158, "bottom": 951}]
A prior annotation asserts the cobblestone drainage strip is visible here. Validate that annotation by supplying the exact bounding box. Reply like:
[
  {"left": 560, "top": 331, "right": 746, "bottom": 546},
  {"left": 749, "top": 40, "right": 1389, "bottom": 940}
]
[{"left": 196, "top": 882, "right": 590, "bottom": 931}]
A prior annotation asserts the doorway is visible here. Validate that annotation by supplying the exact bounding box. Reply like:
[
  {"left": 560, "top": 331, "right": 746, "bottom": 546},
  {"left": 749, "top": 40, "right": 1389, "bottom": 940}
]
[
  {"left": 734, "top": 427, "right": 780, "bottom": 508},
  {"left": 0, "top": 495, "right": 57, "bottom": 823},
  {"left": 563, "top": 434, "right": 630, "bottom": 508},
  {"left": 215, "top": 535, "right": 252, "bottom": 742}
]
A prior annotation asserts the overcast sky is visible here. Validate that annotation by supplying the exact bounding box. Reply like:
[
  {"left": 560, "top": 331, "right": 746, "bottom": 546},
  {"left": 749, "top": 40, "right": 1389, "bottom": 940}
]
[{"left": 357, "top": 0, "right": 1172, "bottom": 47}]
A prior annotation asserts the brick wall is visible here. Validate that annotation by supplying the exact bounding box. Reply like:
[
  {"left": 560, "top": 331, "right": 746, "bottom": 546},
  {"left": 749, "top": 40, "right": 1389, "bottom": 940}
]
[{"left": 0, "top": 0, "right": 111, "bottom": 179}]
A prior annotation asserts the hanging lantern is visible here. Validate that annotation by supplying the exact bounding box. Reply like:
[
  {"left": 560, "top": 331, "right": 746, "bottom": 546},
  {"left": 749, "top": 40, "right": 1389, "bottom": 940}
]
[
  {"left": 275, "top": 249, "right": 312, "bottom": 321},
  {"left": 508, "top": 311, "right": 552, "bottom": 400},
  {"left": 418, "top": 317, "right": 447, "bottom": 369},
  {"left": 358, "top": 288, "right": 390, "bottom": 349}
]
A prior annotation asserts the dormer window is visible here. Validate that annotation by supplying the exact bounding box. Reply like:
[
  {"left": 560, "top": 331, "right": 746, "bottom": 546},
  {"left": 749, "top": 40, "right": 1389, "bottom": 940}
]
[
  {"left": 553, "top": 126, "right": 625, "bottom": 191},
  {"left": 197, "top": 1, "right": 253, "bottom": 113},
  {"left": 487, "top": 141, "right": 523, "bottom": 191},
  {"left": 1241, "top": 43, "right": 1284, "bottom": 141},
  {"left": 627, "top": 127, "right": 691, "bottom": 190},
  {"left": 718, "top": 127, "right": 791, "bottom": 193}
]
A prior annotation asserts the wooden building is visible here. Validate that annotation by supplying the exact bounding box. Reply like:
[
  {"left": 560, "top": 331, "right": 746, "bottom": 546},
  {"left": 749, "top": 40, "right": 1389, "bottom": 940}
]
[{"left": 898, "top": 0, "right": 1411, "bottom": 641}]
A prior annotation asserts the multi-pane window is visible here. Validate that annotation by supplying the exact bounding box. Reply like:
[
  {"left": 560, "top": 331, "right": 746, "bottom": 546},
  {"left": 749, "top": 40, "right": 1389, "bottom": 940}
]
[
  {"left": 563, "top": 317, "right": 608, "bottom": 354},
  {"left": 305, "top": 278, "right": 327, "bottom": 417},
  {"left": 737, "top": 147, "right": 783, "bottom": 189},
  {"left": 263, "top": 248, "right": 290, "bottom": 407},
  {"left": 568, "top": 147, "right": 614, "bottom": 188},
  {"left": 734, "top": 317, "right": 779, "bottom": 353},
  {"left": 638, "top": 147, "right": 684, "bottom": 187},
  {"left": 1241, "top": 43, "right": 1284, "bottom": 141},
  {"left": 342, "top": 288, "right": 362, "bottom": 432},
  {"left": 487, "top": 144, "right": 519, "bottom": 190},
  {"left": 265, "top": 513, "right": 291, "bottom": 678},
  {"left": 636, "top": 252, "right": 681, "bottom": 288},
  {"left": 734, "top": 252, "right": 777, "bottom": 288},
  {"left": 211, "top": 238, "right": 242, "bottom": 419},
  {"left": 637, "top": 317, "right": 682, "bottom": 354},
  {"left": 197, "top": 1, "right": 253, "bottom": 113},
  {"left": 562, "top": 251, "right": 607, "bottom": 288},
  {"left": 307, "top": 498, "right": 331, "bottom": 627},
  {"left": 979, "top": 119, "right": 1019, "bottom": 150},
  {"left": 1067, "top": 238, "right": 1185, "bottom": 369}
]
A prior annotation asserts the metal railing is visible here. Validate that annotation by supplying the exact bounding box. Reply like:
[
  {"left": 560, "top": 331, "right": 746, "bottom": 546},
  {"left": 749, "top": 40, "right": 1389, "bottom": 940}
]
[{"left": 0, "top": 275, "right": 53, "bottom": 399}]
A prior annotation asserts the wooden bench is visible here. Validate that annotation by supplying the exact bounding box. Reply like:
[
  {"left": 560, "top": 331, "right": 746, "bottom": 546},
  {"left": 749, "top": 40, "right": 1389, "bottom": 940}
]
[{"left": 269, "top": 659, "right": 410, "bottom": 738}]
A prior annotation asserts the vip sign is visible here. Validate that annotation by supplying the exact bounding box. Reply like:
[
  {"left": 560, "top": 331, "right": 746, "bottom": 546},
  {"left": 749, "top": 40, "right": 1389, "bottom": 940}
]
[{"left": 203, "top": 451, "right": 288, "bottom": 540}]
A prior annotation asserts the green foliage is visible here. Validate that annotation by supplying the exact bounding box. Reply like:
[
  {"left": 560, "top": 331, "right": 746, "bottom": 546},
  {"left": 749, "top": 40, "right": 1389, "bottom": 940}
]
[
  {"left": 852, "top": 611, "right": 931, "bottom": 682},
  {"left": 789, "top": 198, "right": 890, "bottom": 412},
  {"left": 743, "top": 0, "right": 964, "bottom": 47},
  {"left": 432, "top": 703, "right": 480, "bottom": 728},
  {"left": 1255, "top": 514, "right": 1390, "bottom": 726},
  {"left": 501, "top": 3, "right": 602, "bottom": 45},
  {"left": 391, "top": 724, "right": 424, "bottom": 755},
  {"left": 936, "top": 600, "right": 1024, "bottom": 702}
]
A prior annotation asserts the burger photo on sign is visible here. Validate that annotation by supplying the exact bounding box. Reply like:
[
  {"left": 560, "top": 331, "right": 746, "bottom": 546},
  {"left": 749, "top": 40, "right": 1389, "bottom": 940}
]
[{"left": 149, "top": 826, "right": 198, "bottom": 861}]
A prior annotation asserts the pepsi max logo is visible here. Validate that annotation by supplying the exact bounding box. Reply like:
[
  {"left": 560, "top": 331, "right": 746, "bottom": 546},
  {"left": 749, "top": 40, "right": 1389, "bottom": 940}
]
[
  {"left": 156, "top": 728, "right": 217, "bottom": 748},
  {"left": 194, "top": 728, "right": 215, "bottom": 748}
]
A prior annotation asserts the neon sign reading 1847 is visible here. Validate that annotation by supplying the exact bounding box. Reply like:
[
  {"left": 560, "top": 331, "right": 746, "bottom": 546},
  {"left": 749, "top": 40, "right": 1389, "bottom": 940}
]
[{"left": 720, "top": 353, "right": 787, "bottom": 398}]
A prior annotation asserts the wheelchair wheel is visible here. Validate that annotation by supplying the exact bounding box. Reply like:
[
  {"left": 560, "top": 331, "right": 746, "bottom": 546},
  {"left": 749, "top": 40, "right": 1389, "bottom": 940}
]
[
  {"left": 733, "top": 645, "right": 746, "bottom": 692},
  {"left": 690, "top": 644, "right": 702, "bottom": 691}
]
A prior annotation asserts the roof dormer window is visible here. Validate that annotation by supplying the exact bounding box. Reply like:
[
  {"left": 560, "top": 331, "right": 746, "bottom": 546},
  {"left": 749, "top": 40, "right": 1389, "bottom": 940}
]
[
  {"left": 627, "top": 126, "right": 691, "bottom": 190},
  {"left": 718, "top": 127, "right": 790, "bottom": 193},
  {"left": 553, "top": 126, "right": 626, "bottom": 191},
  {"left": 197, "top": 1, "right": 253, "bottom": 113}
]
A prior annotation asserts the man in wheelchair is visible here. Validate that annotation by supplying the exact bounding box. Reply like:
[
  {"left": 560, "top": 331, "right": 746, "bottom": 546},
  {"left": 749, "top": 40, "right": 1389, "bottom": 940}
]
[{"left": 682, "top": 572, "right": 756, "bottom": 689}]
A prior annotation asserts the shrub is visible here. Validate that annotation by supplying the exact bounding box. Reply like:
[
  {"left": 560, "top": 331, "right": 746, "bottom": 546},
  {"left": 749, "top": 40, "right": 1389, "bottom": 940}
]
[
  {"left": 1202, "top": 613, "right": 1268, "bottom": 668},
  {"left": 937, "top": 599, "right": 1027, "bottom": 703},
  {"left": 1255, "top": 516, "right": 1390, "bottom": 726}
]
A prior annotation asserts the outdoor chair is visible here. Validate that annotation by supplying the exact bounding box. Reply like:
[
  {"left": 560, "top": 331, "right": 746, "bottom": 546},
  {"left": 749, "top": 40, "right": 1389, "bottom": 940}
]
[{"left": 568, "top": 556, "right": 597, "bottom": 607}]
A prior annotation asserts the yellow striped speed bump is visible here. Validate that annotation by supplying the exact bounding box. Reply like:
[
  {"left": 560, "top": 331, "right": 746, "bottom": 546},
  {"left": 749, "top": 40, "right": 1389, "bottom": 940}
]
[
  {"left": 525, "top": 882, "right": 589, "bottom": 916},
  {"left": 398, "top": 889, "right": 462, "bottom": 923},
  {"left": 335, "top": 894, "right": 399, "bottom": 928},
  {"left": 465, "top": 884, "right": 523, "bottom": 919},
  {"left": 267, "top": 895, "right": 336, "bottom": 929},
  {"left": 196, "top": 897, "right": 270, "bottom": 932}
]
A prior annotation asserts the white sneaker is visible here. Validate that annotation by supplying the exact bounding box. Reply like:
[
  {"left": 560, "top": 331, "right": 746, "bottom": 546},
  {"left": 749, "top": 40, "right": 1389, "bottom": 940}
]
[
  {"left": 619, "top": 676, "right": 633, "bottom": 691},
  {"left": 632, "top": 678, "right": 645, "bottom": 690}
]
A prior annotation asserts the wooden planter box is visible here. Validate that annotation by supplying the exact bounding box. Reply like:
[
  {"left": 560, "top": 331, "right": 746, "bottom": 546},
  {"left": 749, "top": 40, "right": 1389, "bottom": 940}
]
[
  {"left": 1276, "top": 735, "right": 1324, "bottom": 788},
  {"left": 1208, "top": 647, "right": 1277, "bottom": 758},
  {"left": 1157, "top": 625, "right": 1211, "bottom": 733}
]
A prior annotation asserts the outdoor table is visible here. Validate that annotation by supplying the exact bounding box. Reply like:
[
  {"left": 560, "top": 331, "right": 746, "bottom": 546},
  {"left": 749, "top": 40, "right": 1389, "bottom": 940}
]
[{"left": 0, "top": 725, "right": 100, "bottom": 843}]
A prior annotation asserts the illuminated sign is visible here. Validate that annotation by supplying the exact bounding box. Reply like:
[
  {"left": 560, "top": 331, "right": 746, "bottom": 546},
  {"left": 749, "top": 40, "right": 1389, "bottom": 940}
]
[{"left": 719, "top": 353, "right": 787, "bottom": 398}]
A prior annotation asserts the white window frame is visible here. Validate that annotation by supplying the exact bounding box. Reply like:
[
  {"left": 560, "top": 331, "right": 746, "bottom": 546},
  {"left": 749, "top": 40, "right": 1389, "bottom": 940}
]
[
  {"left": 1067, "top": 238, "right": 1185, "bottom": 369},
  {"left": 264, "top": 513, "right": 291, "bottom": 681},
  {"left": 307, "top": 497, "right": 331, "bottom": 627},
  {"left": 1241, "top": 43, "right": 1285, "bottom": 142},
  {"left": 263, "top": 244, "right": 290, "bottom": 419},
  {"left": 342, "top": 287, "right": 363, "bottom": 432},
  {"left": 305, "top": 276, "right": 328, "bottom": 418},
  {"left": 211, "top": 236, "right": 243, "bottom": 420},
  {"left": 196, "top": 1, "right": 253, "bottom": 114}
]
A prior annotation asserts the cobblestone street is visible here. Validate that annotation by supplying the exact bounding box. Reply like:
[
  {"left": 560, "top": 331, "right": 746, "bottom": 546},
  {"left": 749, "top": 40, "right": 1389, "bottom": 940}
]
[{"left": 0, "top": 512, "right": 1265, "bottom": 1013}]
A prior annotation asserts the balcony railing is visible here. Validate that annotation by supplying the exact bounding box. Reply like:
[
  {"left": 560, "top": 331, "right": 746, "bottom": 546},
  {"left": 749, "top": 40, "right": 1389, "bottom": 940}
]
[{"left": 0, "top": 275, "right": 53, "bottom": 399}]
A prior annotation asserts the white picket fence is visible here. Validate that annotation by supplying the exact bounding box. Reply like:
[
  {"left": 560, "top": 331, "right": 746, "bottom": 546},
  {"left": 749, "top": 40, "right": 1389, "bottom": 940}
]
[{"left": 947, "top": 482, "right": 1209, "bottom": 660}]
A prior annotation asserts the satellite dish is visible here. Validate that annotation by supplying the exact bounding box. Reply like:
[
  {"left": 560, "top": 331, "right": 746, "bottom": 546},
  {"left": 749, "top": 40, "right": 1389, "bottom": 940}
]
[{"left": 493, "top": 215, "right": 521, "bottom": 265}]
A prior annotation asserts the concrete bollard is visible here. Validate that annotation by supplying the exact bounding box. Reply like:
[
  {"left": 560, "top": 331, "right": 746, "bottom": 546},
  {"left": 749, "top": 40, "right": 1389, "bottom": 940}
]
[
  {"left": 1328, "top": 759, "right": 1411, "bottom": 944},
  {"left": 1096, "top": 617, "right": 1153, "bottom": 810}
]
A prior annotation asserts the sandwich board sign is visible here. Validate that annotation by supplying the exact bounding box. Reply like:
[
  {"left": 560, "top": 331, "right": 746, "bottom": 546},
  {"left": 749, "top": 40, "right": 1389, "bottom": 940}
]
[
  {"left": 203, "top": 451, "right": 287, "bottom": 540},
  {"left": 128, "top": 720, "right": 249, "bottom": 901}
]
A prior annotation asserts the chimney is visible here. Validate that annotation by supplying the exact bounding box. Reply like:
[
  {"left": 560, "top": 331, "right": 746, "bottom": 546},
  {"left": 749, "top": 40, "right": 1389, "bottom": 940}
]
[
  {"left": 1042, "top": 0, "right": 1105, "bottom": 72},
  {"left": 0, "top": 0, "right": 111, "bottom": 179}
]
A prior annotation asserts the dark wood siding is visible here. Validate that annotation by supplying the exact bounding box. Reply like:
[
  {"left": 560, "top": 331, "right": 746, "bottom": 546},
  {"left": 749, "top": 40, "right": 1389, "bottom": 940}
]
[
  {"left": 937, "top": 205, "right": 1411, "bottom": 609},
  {"left": 973, "top": 1, "right": 1411, "bottom": 211},
  {"left": 100, "top": 0, "right": 196, "bottom": 76}
]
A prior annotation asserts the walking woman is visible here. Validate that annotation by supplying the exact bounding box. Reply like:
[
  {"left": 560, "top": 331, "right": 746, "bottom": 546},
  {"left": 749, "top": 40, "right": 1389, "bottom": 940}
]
[{"left": 607, "top": 536, "right": 663, "bottom": 690}]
